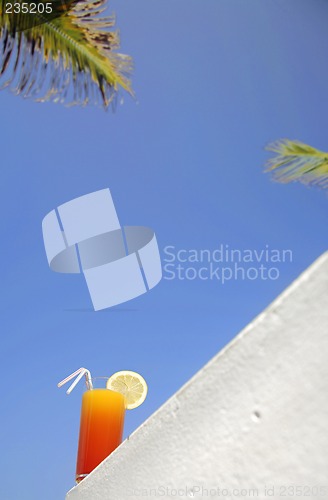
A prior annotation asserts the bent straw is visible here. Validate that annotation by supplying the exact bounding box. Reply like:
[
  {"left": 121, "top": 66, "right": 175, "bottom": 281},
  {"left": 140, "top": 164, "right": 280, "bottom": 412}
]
[{"left": 58, "top": 367, "right": 93, "bottom": 394}]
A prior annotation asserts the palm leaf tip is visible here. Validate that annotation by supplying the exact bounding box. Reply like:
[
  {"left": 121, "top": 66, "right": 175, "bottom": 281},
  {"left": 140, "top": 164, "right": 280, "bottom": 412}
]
[
  {"left": 264, "top": 139, "right": 328, "bottom": 189},
  {"left": 0, "top": 0, "right": 133, "bottom": 108}
]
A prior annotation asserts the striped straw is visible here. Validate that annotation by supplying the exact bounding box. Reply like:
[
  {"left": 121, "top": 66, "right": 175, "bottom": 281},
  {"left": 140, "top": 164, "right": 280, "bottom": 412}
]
[{"left": 57, "top": 367, "right": 93, "bottom": 394}]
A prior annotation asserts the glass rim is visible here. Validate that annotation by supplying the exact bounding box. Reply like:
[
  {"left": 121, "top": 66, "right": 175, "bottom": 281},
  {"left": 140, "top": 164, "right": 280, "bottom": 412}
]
[{"left": 81, "top": 376, "right": 110, "bottom": 391}]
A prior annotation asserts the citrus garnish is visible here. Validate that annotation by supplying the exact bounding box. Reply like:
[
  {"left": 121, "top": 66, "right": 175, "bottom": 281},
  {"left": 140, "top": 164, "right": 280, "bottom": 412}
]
[{"left": 106, "top": 371, "right": 148, "bottom": 410}]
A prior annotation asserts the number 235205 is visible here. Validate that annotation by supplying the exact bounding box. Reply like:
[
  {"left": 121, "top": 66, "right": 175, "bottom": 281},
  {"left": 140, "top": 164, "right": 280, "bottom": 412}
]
[{"left": 5, "top": 2, "right": 53, "bottom": 14}]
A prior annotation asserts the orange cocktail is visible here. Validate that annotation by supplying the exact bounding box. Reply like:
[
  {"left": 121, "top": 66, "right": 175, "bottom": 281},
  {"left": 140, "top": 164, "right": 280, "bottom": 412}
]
[{"left": 76, "top": 386, "right": 126, "bottom": 482}]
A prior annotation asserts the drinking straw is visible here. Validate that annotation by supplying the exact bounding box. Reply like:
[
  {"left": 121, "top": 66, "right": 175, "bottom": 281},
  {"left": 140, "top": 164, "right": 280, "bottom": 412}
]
[{"left": 58, "top": 367, "right": 93, "bottom": 394}]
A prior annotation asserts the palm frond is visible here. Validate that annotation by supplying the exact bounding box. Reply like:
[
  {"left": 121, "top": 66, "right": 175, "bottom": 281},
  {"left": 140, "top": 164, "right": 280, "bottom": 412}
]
[
  {"left": 0, "top": 0, "right": 132, "bottom": 107},
  {"left": 265, "top": 139, "right": 328, "bottom": 189}
]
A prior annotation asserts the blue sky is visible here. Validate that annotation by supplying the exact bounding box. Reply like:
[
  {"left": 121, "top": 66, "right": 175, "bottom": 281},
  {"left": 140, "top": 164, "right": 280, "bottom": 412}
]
[{"left": 0, "top": 0, "right": 327, "bottom": 498}]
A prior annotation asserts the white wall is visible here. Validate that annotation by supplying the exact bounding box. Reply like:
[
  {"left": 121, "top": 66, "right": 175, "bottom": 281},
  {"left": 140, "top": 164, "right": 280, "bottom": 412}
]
[{"left": 66, "top": 252, "right": 328, "bottom": 500}]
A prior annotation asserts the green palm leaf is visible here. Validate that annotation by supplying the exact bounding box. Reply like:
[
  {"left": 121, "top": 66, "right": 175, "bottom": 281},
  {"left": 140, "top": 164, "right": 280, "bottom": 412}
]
[
  {"left": 265, "top": 139, "right": 328, "bottom": 189},
  {"left": 0, "top": 0, "right": 132, "bottom": 107}
]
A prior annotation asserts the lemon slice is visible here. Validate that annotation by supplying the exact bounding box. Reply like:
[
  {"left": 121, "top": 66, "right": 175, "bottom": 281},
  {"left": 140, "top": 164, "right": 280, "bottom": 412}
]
[{"left": 106, "top": 371, "right": 148, "bottom": 410}]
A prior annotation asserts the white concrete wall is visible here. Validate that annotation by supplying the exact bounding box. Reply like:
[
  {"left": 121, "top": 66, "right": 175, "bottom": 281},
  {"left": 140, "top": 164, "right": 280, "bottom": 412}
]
[{"left": 66, "top": 252, "right": 328, "bottom": 500}]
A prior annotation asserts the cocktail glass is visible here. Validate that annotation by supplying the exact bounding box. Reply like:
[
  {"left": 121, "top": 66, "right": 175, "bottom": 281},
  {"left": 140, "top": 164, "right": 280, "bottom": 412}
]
[
  {"left": 75, "top": 377, "right": 126, "bottom": 482},
  {"left": 58, "top": 367, "right": 147, "bottom": 483}
]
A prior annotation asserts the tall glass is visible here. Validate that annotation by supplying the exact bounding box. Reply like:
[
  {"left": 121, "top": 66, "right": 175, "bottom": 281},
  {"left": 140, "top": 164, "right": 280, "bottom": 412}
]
[{"left": 75, "top": 377, "right": 126, "bottom": 482}]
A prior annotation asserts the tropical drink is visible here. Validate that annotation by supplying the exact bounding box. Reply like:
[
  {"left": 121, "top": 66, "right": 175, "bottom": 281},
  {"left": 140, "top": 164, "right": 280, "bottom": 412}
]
[
  {"left": 58, "top": 367, "right": 148, "bottom": 483},
  {"left": 76, "top": 387, "right": 126, "bottom": 482}
]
